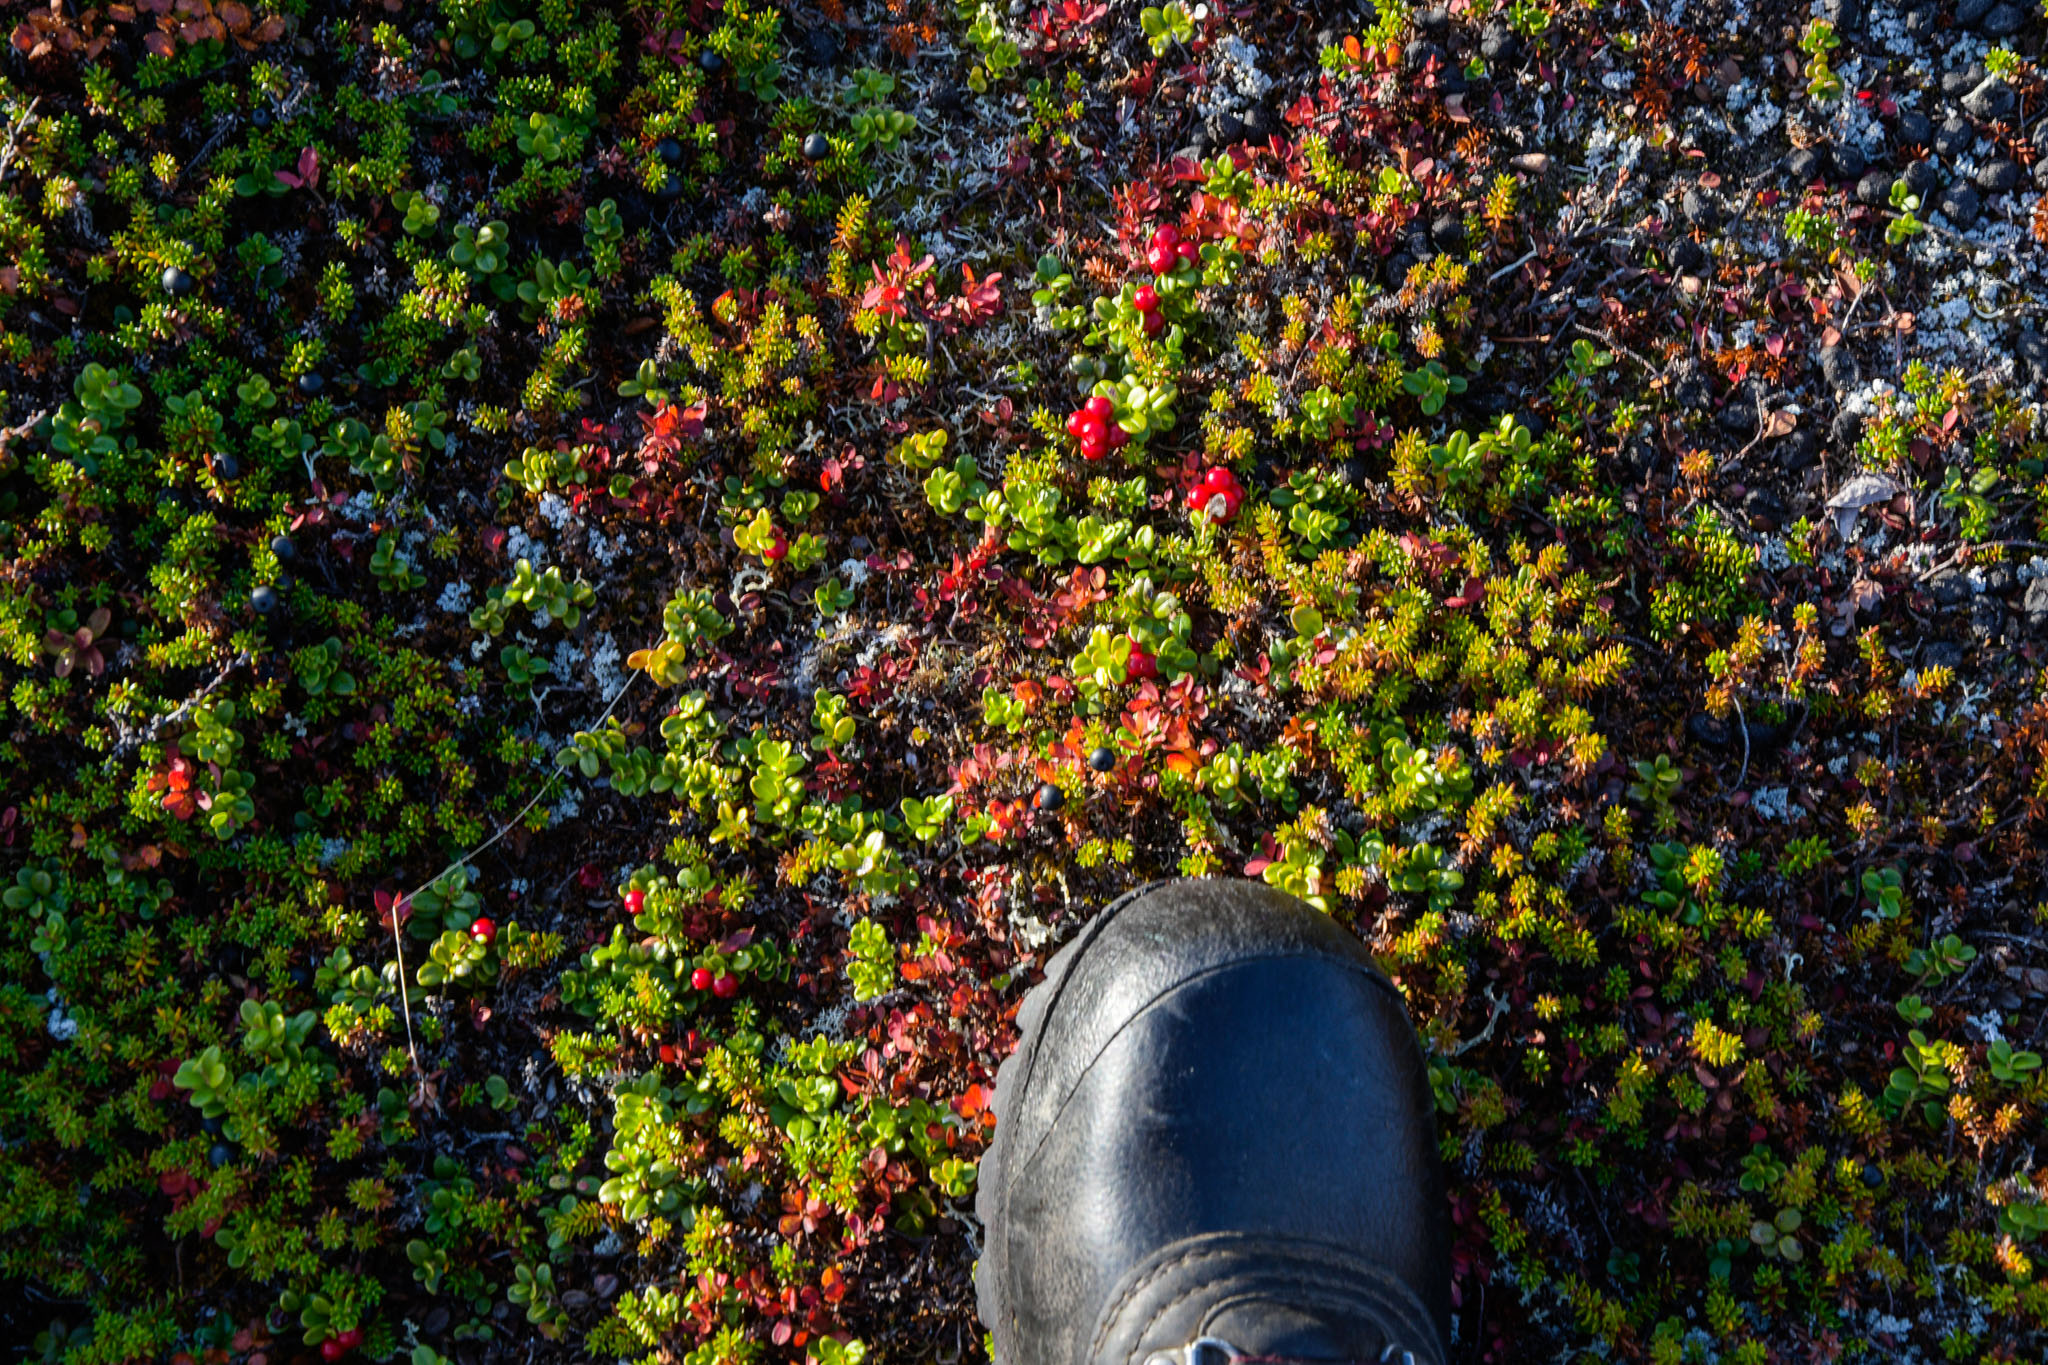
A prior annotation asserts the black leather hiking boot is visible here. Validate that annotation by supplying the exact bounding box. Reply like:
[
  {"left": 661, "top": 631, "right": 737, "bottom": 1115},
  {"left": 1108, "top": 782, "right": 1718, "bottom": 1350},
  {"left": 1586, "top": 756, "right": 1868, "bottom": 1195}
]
[{"left": 975, "top": 878, "right": 1450, "bottom": 1365}]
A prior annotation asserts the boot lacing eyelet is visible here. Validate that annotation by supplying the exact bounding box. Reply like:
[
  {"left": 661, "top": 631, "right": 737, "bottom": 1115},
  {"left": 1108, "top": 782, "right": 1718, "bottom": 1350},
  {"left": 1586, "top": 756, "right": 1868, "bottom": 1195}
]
[{"left": 1144, "top": 1338, "right": 1415, "bottom": 1365}]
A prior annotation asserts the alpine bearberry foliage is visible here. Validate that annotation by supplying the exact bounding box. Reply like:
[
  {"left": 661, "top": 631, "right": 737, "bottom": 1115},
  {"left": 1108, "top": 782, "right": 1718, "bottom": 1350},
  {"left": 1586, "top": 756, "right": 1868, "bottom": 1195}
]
[{"left": 2, "top": 0, "right": 2048, "bottom": 1362}]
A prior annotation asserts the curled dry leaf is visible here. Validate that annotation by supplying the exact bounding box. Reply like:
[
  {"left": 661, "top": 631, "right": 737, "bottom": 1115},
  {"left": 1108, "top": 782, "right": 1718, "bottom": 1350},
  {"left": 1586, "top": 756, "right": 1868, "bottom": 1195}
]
[{"left": 1825, "top": 470, "right": 1905, "bottom": 541}]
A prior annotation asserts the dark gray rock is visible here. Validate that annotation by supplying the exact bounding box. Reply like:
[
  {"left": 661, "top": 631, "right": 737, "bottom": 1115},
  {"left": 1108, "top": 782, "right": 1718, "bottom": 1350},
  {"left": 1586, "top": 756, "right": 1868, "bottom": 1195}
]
[
  {"left": 1670, "top": 238, "right": 1709, "bottom": 276},
  {"left": 1927, "top": 569, "right": 1975, "bottom": 608},
  {"left": 1831, "top": 409, "right": 1864, "bottom": 450},
  {"left": 800, "top": 25, "right": 841, "bottom": 67},
  {"left": 1895, "top": 110, "right": 1933, "bottom": 148},
  {"left": 1672, "top": 362, "right": 1711, "bottom": 412},
  {"left": 1954, "top": 0, "right": 1995, "bottom": 26},
  {"left": 1820, "top": 345, "right": 1861, "bottom": 395},
  {"left": 1975, "top": 159, "right": 2020, "bottom": 194},
  {"left": 1431, "top": 214, "right": 1465, "bottom": 252},
  {"left": 1856, "top": 169, "right": 1894, "bottom": 206},
  {"left": 1962, "top": 78, "right": 2016, "bottom": 121},
  {"left": 2036, "top": 160, "right": 2048, "bottom": 193},
  {"left": 1830, "top": 142, "right": 1868, "bottom": 181},
  {"left": 1902, "top": 157, "right": 1940, "bottom": 199},
  {"left": 1211, "top": 110, "right": 1244, "bottom": 143},
  {"left": 1682, "top": 186, "right": 1722, "bottom": 227},
  {"left": 1937, "top": 182, "right": 1981, "bottom": 226},
  {"left": 2025, "top": 579, "right": 2048, "bottom": 633},
  {"left": 1933, "top": 116, "right": 1975, "bottom": 159},
  {"left": 1784, "top": 148, "right": 1825, "bottom": 182},
  {"left": 1941, "top": 64, "right": 1984, "bottom": 100},
  {"left": 2017, "top": 331, "right": 2048, "bottom": 384},
  {"left": 1403, "top": 38, "right": 1445, "bottom": 70},
  {"left": 1970, "top": 595, "right": 2005, "bottom": 643},
  {"left": 1414, "top": 6, "right": 1451, "bottom": 34},
  {"left": 1820, "top": 0, "right": 1863, "bottom": 27},
  {"left": 1984, "top": 563, "right": 2016, "bottom": 596},
  {"left": 1982, "top": 1, "right": 2025, "bottom": 33},
  {"left": 1742, "top": 485, "right": 1786, "bottom": 530},
  {"left": 1778, "top": 429, "right": 1820, "bottom": 472},
  {"left": 1902, "top": 4, "right": 1939, "bottom": 35},
  {"left": 1479, "top": 21, "right": 1520, "bottom": 63},
  {"left": 1719, "top": 382, "right": 1759, "bottom": 434}
]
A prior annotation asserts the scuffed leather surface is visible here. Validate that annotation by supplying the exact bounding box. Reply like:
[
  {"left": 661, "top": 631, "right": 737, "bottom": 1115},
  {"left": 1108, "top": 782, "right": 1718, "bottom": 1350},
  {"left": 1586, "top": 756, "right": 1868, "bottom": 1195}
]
[{"left": 978, "top": 879, "right": 1449, "bottom": 1365}]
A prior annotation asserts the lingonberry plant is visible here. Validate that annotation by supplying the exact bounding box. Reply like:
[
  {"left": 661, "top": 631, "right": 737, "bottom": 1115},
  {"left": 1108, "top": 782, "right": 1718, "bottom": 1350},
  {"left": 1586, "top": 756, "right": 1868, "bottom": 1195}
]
[{"left": 1, "top": 0, "right": 2046, "bottom": 1359}]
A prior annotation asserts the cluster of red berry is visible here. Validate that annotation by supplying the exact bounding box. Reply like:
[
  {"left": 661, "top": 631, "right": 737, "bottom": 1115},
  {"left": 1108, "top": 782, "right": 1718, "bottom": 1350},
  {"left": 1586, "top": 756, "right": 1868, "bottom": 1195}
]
[
  {"left": 1132, "top": 282, "right": 1164, "bottom": 337},
  {"left": 1145, "top": 222, "right": 1201, "bottom": 275},
  {"left": 1184, "top": 466, "right": 1246, "bottom": 520},
  {"left": 319, "top": 1329, "right": 364, "bottom": 1361},
  {"left": 1064, "top": 394, "right": 1130, "bottom": 462}
]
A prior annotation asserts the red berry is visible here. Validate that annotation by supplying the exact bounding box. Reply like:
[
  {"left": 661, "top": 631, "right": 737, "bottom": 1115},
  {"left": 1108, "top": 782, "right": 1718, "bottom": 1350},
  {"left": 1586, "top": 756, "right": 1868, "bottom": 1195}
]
[
  {"left": 321, "top": 1342, "right": 346, "bottom": 1363},
  {"left": 623, "top": 889, "right": 646, "bottom": 915},
  {"left": 1141, "top": 310, "right": 1165, "bottom": 337},
  {"left": 1064, "top": 408, "right": 1091, "bottom": 439},
  {"left": 763, "top": 532, "right": 788, "bottom": 562},
  {"left": 1085, "top": 394, "right": 1114, "bottom": 420},
  {"left": 337, "top": 1330, "right": 364, "bottom": 1351},
  {"left": 1177, "top": 240, "right": 1201, "bottom": 265},
  {"left": 1127, "top": 647, "right": 1157, "bottom": 681},
  {"left": 1151, "top": 224, "right": 1180, "bottom": 250},
  {"left": 1132, "top": 284, "right": 1159, "bottom": 313},
  {"left": 691, "top": 967, "right": 713, "bottom": 991},
  {"left": 712, "top": 973, "right": 739, "bottom": 999},
  {"left": 1106, "top": 424, "right": 1130, "bottom": 450},
  {"left": 468, "top": 916, "right": 496, "bottom": 944},
  {"left": 1079, "top": 433, "right": 1108, "bottom": 461},
  {"left": 1146, "top": 244, "right": 1177, "bottom": 274}
]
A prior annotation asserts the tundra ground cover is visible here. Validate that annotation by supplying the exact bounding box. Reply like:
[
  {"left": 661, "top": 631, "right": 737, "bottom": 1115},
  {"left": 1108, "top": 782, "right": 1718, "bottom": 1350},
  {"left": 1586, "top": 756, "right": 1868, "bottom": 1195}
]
[{"left": 2, "top": 0, "right": 2048, "bottom": 1361}]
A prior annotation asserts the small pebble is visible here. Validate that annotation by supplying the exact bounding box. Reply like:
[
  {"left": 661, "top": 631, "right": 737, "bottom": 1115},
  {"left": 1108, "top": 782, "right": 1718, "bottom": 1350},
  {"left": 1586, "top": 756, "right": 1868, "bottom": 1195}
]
[
  {"left": 1900, "top": 158, "right": 1939, "bottom": 200},
  {"left": 1974, "top": 159, "right": 2019, "bottom": 195},
  {"left": 1894, "top": 109, "right": 1932, "bottom": 149},
  {"left": 1954, "top": 0, "right": 1994, "bottom": 25},
  {"left": 1936, "top": 182, "right": 1981, "bottom": 227},
  {"left": 1854, "top": 169, "right": 1893, "bottom": 207},
  {"left": 1819, "top": 345, "right": 1860, "bottom": 395},
  {"left": 1478, "top": 22, "right": 1519, "bottom": 64},
  {"left": 1901, "top": 4, "right": 1937, "bottom": 36},
  {"left": 1961, "top": 78, "right": 2015, "bottom": 122},
  {"left": 1782, "top": 148, "right": 1823, "bottom": 183},
  {"left": 1981, "top": 1, "right": 2024, "bottom": 35},
  {"left": 1931, "top": 117, "right": 1973, "bottom": 159},
  {"left": 1827, "top": 142, "right": 1866, "bottom": 181}
]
